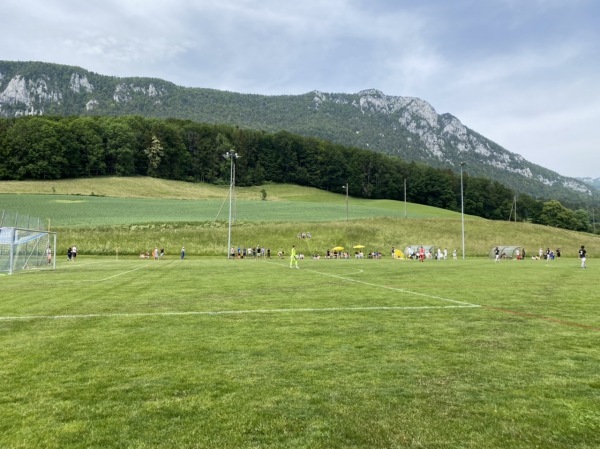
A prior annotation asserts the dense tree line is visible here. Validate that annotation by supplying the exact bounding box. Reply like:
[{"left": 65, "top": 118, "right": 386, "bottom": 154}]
[{"left": 0, "top": 115, "right": 596, "bottom": 232}]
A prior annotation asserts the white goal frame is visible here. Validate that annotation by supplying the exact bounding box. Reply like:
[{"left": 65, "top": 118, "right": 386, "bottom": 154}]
[{"left": 0, "top": 227, "right": 57, "bottom": 275}]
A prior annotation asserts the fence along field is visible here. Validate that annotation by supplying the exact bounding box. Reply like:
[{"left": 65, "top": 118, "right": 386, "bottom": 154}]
[{"left": 0, "top": 254, "right": 599, "bottom": 448}]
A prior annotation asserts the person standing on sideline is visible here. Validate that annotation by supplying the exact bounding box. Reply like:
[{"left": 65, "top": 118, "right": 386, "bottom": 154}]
[
  {"left": 72, "top": 245, "right": 77, "bottom": 261},
  {"left": 494, "top": 246, "right": 500, "bottom": 263},
  {"left": 579, "top": 245, "right": 587, "bottom": 268},
  {"left": 290, "top": 245, "right": 299, "bottom": 269},
  {"left": 181, "top": 246, "right": 185, "bottom": 260}
]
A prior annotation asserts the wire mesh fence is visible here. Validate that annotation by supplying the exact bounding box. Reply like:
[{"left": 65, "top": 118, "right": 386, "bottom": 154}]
[{"left": 0, "top": 210, "right": 48, "bottom": 230}]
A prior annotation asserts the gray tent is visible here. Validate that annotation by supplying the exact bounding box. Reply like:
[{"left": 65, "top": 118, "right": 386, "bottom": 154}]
[{"left": 489, "top": 246, "right": 524, "bottom": 260}]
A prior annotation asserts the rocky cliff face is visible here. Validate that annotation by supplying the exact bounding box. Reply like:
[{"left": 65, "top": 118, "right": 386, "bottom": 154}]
[
  {"left": 0, "top": 66, "right": 166, "bottom": 115},
  {"left": 0, "top": 74, "right": 62, "bottom": 115},
  {"left": 313, "top": 89, "right": 590, "bottom": 194}
]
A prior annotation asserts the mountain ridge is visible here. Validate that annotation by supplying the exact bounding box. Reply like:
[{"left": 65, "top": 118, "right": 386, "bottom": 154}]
[{"left": 0, "top": 60, "right": 593, "bottom": 202}]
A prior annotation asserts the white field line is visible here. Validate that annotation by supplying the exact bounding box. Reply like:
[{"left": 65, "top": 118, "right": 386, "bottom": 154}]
[
  {"left": 49, "top": 261, "right": 152, "bottom": 282},
  {"left": 7, "top": 260, "right": 105, "bottom": 276},
  {"left": 58, "top": 260, "right": 106, "bottom": 270},
  {"left": 0, "top": 305, "right": 479, "bottom": 322},
  {"left": 91, "top": 264, "right": 150, "bottom": 282},
  {"left": 271, "top": 262, "right": 479, "bottom": 307}
]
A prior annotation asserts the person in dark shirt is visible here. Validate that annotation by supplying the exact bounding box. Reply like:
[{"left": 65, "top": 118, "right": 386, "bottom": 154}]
[{"left": 579, "top": 245, "right": 587, "bottom": 268}]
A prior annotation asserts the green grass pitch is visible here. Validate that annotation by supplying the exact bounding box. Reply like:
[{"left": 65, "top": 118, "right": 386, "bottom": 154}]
[{"left": 1, "top": 256, "right": 599, "bottom": 448}]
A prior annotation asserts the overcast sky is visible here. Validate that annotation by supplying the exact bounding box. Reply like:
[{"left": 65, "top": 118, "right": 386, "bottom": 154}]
[{"left": 3, "top": 0, "right": 599, "bottom": 178}]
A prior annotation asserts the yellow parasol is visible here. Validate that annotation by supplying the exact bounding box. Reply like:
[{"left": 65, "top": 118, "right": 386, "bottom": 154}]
[
  {"left": 332, "top": 246, "right": 344, "bottom": 252},
  {"left": 353, "top": 245, "right": 365, "bottom": 249}
]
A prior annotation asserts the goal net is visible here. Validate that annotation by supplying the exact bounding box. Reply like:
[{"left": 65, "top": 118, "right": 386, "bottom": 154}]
[
  {"left": 0, "top": 228, "right": 57, "bottom": 274},
  {"left": 0, "top": 211, "right": 57, "bottom": 274}
]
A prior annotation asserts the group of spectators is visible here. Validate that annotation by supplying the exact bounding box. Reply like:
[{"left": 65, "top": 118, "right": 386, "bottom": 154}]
[
  {"left": 231, "top": 246, "right": 272, "bottom": 259},
  {"left": 318, "top": 249, "right": 383, "bottom": 259},
  {"left": 140, "top": 247, "right": 165, "bottom": 259},
  {"left": 536, "top": 247, "right": 561, "bottom": 260},
  {"left": 405, "top": 246, "right": 455, "bottom": 261}
]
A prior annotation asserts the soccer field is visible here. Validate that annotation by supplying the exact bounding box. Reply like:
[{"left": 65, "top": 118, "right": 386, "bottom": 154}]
[{"left": 1, "top": 256, "right": 598, "bottom": 448}]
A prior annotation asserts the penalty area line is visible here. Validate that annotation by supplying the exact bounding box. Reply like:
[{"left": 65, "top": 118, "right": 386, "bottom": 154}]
[
  {"left": 0, "top": 304, "right": 480, "bottom": 322},
  {"left": 80, "top": 264, "right": 151, "bottom": 282},
  {"left": 269, "top": 261, "right": 479, "bottom": 307}
]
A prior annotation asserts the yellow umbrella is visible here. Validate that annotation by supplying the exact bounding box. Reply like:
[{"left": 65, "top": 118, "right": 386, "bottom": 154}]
[
  {"left": 332, "top": 246, "right": 344, "bottom": 252},
  {"left": 353, "top": 245, "right": 365, "bottom": 249},
  {"left": 394, "top": 249, "right": 405, "bottom": 259}
]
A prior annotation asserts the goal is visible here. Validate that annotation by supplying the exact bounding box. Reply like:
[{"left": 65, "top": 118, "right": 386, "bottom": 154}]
[
  {"left": 0, "top": 210, "right": 56, "bottom": 274},
  {"left": 0, "top": 227, "right": 57, "bottom": 274},
  {"left": 0, "top": 210, "right": 57, "bottom": 274}
]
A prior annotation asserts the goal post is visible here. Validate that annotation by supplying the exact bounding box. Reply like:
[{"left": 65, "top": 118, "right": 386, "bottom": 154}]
[{"left": 0, "top": 227, "right": 57, "bottom": 274}]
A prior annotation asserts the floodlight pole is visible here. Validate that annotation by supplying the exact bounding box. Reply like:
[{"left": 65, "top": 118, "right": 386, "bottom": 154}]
[
  {"left": 224, "top": 151, "right": 239, "bottom": 259},
  {"left": 460, "top": 162, "right": 466, "bottom": 260},
  {"left": 343, "top": 183, "right": 348, "bottom": 221},
  {"left": 404, "top": 178, "right": 407, "bottom": 218}
]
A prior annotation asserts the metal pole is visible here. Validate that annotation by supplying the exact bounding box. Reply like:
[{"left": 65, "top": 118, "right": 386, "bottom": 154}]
[
  {"left": 460, "top": 162, "right": 466, "bottom": 260},
  {"left": 345, "top": 183, "right": 349, "bottom": 221},
  {"left": 9, "top": 227, "right": 15, "bottom": 275},
  {"left": 404, "top": 178, "right": 407, "bottom": 218},
  {"left": 232, "top": 162, "right": 237, "bottom": 222},
  {"left": 224, "top": 151, "right": 238, "bottom": 259},
  {"left": 53, "top": 232, "right": 57, "bottom": 271},
  {"left": 227, "top": 155, "right": 233, "bottom": 258}
]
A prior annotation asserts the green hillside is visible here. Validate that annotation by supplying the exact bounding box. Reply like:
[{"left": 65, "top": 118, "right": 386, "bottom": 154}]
[{"left": 1, "top": 177, "right": 598, "bottom": 257}]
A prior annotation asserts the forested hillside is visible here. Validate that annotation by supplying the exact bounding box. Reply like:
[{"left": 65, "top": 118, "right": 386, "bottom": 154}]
[
  {"left": 0, "top": 115, "right": 595, "bottom": 232},
  {"left": 0, "top": 60, "right": 593, "bottom": 205}
]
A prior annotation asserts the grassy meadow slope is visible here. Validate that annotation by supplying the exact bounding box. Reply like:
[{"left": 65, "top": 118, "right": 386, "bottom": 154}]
[{"left": 1, "top": 177, "right": 598, "bottom": 257}]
